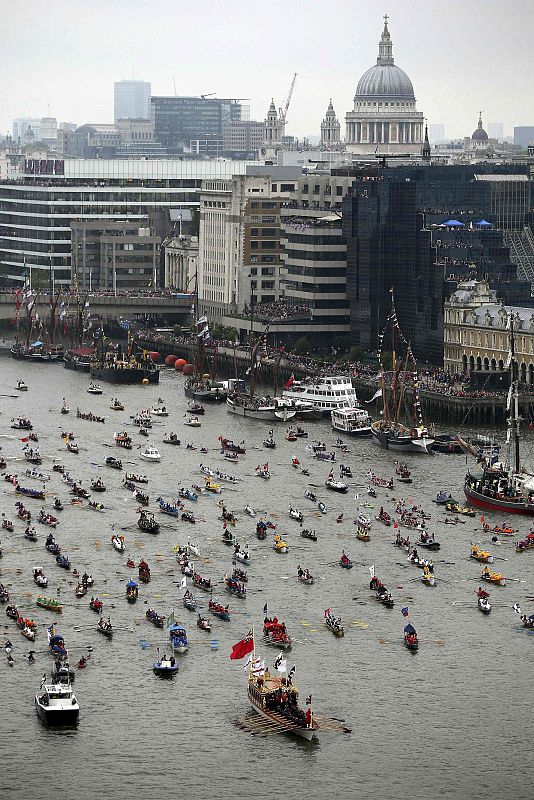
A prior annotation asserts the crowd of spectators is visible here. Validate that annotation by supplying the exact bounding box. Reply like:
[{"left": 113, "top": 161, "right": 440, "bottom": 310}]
[{"left": 250, "top": 301, "right": 310, "bottom": 321}]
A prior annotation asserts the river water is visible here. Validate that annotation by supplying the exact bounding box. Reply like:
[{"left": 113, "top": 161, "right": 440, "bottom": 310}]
[{"left": 0, "top": 355, "right": 532, "bottom": 800}]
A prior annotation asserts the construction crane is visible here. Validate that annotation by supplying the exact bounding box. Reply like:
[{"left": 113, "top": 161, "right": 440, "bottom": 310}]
[
  {"left": 201, "top": 93, "right": 216, "bottom": 99},
  {"left": 279, "top": 73, "right": 297, "bottom": 124}
]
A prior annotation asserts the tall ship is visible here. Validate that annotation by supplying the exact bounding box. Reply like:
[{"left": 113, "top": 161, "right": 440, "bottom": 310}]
[
  {"left": 11, "top": 287, "right": 64, "bottom": 362},
  {"left": 282, "top": 376, "right": 359, "bottom": 418},
  {"left": 91, "top": 333, "right": 159, "bottom": 384},
  {"left": 63, "top": 346, "right": 94, "bottom": 372},
  {"left": 184, "top": 283, "right": 227, "bottom": 402},
  {"left": 463, "top": 318, "right": 534, "bottom": 514},
  {"left": 226, "top": 332, "right": 296, "bottom": 422},
  {"left": 371, "top": 298, "right": 434, "bottom": 454}
]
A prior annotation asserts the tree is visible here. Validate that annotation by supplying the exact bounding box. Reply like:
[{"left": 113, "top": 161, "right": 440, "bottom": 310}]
[{"left": 293, "top": 336, "right": 310, "bottom": 355}]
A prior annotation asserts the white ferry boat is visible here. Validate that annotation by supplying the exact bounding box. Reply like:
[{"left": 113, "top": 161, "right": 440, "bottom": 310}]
[
  {"left": 282, "top": 376, "right": 358, "bottom": 417},
  {"left": 331, "top": 407, "right": 371, "bottom": 436}
]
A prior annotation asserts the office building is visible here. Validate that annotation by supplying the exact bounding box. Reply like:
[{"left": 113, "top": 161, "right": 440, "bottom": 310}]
[
  {"left": 514, "top": 126, "right": 534, "bottom": 148},
  {"left": 345, "top": 16, "right": 424, "bottom": 154},
  {"left": 343, "top": 163, "right": 533, "bottom": 364},
  {"left": 71, "top": 220, "right": 160, "bottom": 291},
  {"left": 114, "top": 80, "right": 151, "bottom": 122},
  {"left": 487, "top": 122, "right": 504, "bottom": 141},
  {"left": 222, "top": 120, "right": 264, "bottom": 158},
  {"left": 428, "top": 124, "right": 445, "bottom": 143},
  {"left": 151, "top": 96, "right": 243, "bottom": 154},
  {"left": 0, "top": 157, "right": 252, "bottom": 286}
]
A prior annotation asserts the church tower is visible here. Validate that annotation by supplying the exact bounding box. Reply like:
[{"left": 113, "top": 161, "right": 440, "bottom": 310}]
[
  {"left": 320, "top": 100, "right": 341, "bottom": 147},
  {"left": 422, "top": 124, "right": 431, "bottom": 161},
  {"left": 260, "top": 100, "right": 284, "bottom": 161}
]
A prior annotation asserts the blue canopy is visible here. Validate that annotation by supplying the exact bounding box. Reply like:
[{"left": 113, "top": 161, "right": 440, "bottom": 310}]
[
  {"left": 442, "top": 219, "right": 464, "bottom": 227},
  {"left": 475, "top": 220, "right": 492, "bottom": 227},
  {"left": 31, "top": 340, "right": 43, "bottom": 347},
  {"left": 49, "top": 634, "right": 64, "bottom": 644},
  {"left": 404, "top": 623, "right": 416, "bottom": 635},
  {"left": 126, "top": 580, "right": 138, "bottom": 588},
  {"left": 169, "top": 624, "right": 186, "bottom": 633}
]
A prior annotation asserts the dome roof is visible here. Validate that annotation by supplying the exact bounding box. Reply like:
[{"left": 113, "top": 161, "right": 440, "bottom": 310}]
[
  {"left": 356, "top": 64, "right": 414, "bottom": 100},
  {"left": 472, "top": 114, "right": 488, "bottom": 142},
  {"left": 354, "top": 16, "right": 415, "bottom": 101}
]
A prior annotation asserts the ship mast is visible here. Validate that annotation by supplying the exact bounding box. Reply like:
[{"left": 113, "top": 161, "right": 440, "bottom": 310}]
[{"left": 509, "top": 316, "right": 520, "bottom": 475}]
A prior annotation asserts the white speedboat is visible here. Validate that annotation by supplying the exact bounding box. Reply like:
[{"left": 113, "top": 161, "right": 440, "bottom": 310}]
[
  {"left": 35, "top": 677, "right": 79, "bottom": 725},
  {"left": 331, "top": 407, "right": 372, "bottom": 436},
  {"left": 16, "top": 380, "right": 28, "bottom": 391},
  {"left": 139, "top": 445, "right": 161, "bottom": 463},
  {"left": 283, "top": 376, "right": 358, "bottom": 417},
  {"left": 87, "top": 383, "right": 102, "bottom": 395},
  {"left": 184, "top": 416, "right": 201, "bottom": 428}
]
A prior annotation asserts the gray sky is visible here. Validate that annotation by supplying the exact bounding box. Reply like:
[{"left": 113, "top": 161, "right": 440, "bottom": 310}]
[{"left": 2, "top": 0, "right": 533, "bottom": 140}]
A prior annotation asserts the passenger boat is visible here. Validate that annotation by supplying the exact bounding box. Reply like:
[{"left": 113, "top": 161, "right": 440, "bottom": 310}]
[
  {"left": 480, "top": 568, "right": 506, "bottom": 586},
  {"left": 273, "top": 535, "right": 288, "bottom": 554},
  {"left": 163, "top": 433, "right": 181, "bottom": 445},
  {"left": 138, "top": 510, "right": 160, "bottom": 534},
  {"left": 87, "top": 383, "right": 102, "bottom": 395},
  {"left": 11, "top": 417, "right": 33, "bottom": 430},
  {"left": 36, "top": 596, "right": 63, "bottom": 612},
  {"left": 184, "top": 415, "right": 201, "bottom": 428},
  {"left": 247, "top": 667, "right": 318, "bottom": 740},
  {"left": 283, "top": 375, "right": 359, "bottom": 418},
  {"left": 110, "top": 398, "right": 124, "bottom": 411},
  {"left": 169, "top": 624, "right": 189, "bottom": 653},
  {"left": 403, "top": 623, "right": 418, "bottom": 652},
  {"left": 331, "top": 406, "right": 371, "bottom": 436},
  {"left": 263, "top": 618, "right": 291, "bottom": 649},
  {"left": 324, "top": 610, "right": 344, "bottom": 637},
  {"left": 208, "top": 600, "right": 230, "bottom": 621},
  {"left": 126, "top": 580, "right": 139, "bottom": 603},
  {"left": 97, "top": 618, "right": 113, "bottom": 637},
  {"left": 153, "top": 653, "right": 179, "bottom": 676},
  {"left": 35, "top": 676, "right": 79, "bottom": 725},
  {"left": 470, "top": 545, "right": 494, "bottom": 564},
  {"left": 139, "top": 444, "right": 161, "bottom": 462}
]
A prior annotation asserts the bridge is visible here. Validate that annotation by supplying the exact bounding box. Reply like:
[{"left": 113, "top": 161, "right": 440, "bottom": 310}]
[{"left": 0, "top": 292, "right": 193, "bottom": 323}]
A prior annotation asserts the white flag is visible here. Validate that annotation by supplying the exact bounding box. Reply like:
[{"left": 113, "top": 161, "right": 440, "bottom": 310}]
[
  {"left": 365, "top": 388, "right": 382, "bottom": 404},
  {"left": 180, "top": 576, "right": 187, "bottom": 589},
  {"left": 369, "top": 565, "right": 375, "bottom": 578},
  {"left": 275, "top": 657, "right": 287, "bottom": 674},
  {"left": 243, "top": 653, "right": 253, "bottom": 672}
]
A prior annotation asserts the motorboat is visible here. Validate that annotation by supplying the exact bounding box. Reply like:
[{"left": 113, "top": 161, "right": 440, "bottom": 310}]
[
  {"left": 184, "top": 415, "right": 201, "bottom": 427},
  {"left": 16, "top": 380, "right": 28, "bottom": 392},
  {"left": 153, "top": 653, "right": 179, "bottom": 676},
  {"left": 35, "top": 677, "right": 79, "bottom": 725},
  {"left": 87, "top": 383, "right": 103, "bottom": 395},
  {"left": 289, "top": 507, "right": 303, "bottom": 522},
  {"left": 325, "top": 477, "right": 348, "bottom": 493},
  {"left": 110, "top": 398, "right": 124, "bottom": 411},
  {"left": 139, "top": 445, "right": 161, "bottom": 462},
  {"left": 151, "top": 404, "right": 169, "bottom": 417}
]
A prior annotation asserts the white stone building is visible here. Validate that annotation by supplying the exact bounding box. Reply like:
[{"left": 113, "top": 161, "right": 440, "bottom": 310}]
[
  {"left": 444, "top": 279, "right": 534, "bottom": 383},
  {"left": 164, "top": 235, "right": 198, "bottom": 291}
]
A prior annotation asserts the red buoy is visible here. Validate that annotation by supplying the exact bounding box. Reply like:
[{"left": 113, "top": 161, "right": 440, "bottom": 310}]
[
  {"left": 148, "top": 351, "right": 161, "bottom": 363},
  {"left": 164, "top": 354, "right": 178, "bottom": 367},
  {"left": 174, "top": 358, "right": 188, "bottom": 371},
  {"left": 182, "top": 363, "right": 194, "bottom": 376}
]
